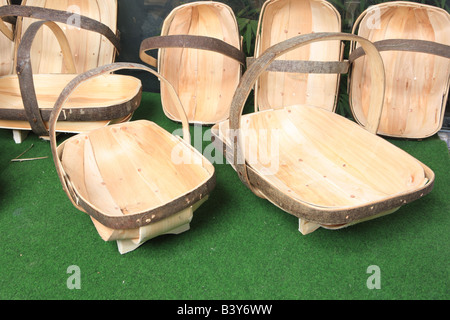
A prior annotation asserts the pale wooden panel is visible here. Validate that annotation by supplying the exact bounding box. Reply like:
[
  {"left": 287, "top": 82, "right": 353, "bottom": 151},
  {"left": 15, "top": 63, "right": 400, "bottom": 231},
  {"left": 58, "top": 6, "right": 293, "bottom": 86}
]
[
  {"left": 0, "top": 74, "right": 140, "bottom": 109},
  {"left": 61, "top": 120, "right": 213, "bottom": 217},
  {"left": 159, "top": 2, "right": 241, "bottom": 124},
  {"left": 0, "top": 0, "right": 15, "bottom": 76},
  {"left": 17, "top": 0, "right": 117, "bottom": 74},
  {"left": 216, "top": 104, "right": 427, "bottom": 208},
  {"left": 0, "top": 74, "right": 140, "bottom": 133},
  {"left": 256, "top": 0, "right": 341, "bottom": 112},
  {"left": 351, "top": 3, "right": 450, "bottom": 138}
]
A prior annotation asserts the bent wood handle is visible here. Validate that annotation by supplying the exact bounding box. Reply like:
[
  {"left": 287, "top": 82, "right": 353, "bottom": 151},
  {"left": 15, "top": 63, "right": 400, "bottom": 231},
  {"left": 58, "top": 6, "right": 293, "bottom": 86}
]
[
  {"left": 0, "top": 5, "right": 120, "bottom": 51},
  {"left": 349, "top": 39, "right": 450, "bottom": 61},
  {"left": 350, "top": 1, "right": 450, "bottom": 56},
  {"left": 246, "top": 57, "right": 349, "bottom": 74},
  {"left": 139, "top": 35, "right": 246, "bottom": 68},
  {"left": 229, "top": 32, "right": 385, "bottom": 193},
  {"left": 0, "top": 5, "right": 122, "bottom": 136},
  {"left": 0, "top": 13, "right": 14, "bottom": 41},
  {"left": 16, "top": 20, "right": 77, "bottom": 136},
  {"left": 49, "top": 62, "right": 191, "bottom": 211}
]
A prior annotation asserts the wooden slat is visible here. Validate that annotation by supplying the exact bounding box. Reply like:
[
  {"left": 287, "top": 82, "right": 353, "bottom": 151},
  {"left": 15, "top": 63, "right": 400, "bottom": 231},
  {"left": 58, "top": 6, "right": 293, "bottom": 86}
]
[
  {"left": 0, "top": 73, "right": 140, "bottom": 132},
  {"left": 17, "top": 0, "right": 117, "bottom": 74},
  {"left": 0, "top": 0, "right": 14, "bottom": 76},
  {"left": 83, "top": 135, "right": 124, "bottom": 217},
  {"left": 159, "top": 2, "right": 241, "bottom": 124},
  {"left": 217, "top": 104, "right": 427, "bottom": 208},
  {"left": 0, "top": 74, "right": 139, "bottom": 109},
  {"left": 62, "top": 120, "right": 212, "bottom": 217},
  {"left": 351, "top": 2, "right": 450, "bottom": 138},
  {"left": 256, "top": 0, "right": 341, "bottom": 112}
]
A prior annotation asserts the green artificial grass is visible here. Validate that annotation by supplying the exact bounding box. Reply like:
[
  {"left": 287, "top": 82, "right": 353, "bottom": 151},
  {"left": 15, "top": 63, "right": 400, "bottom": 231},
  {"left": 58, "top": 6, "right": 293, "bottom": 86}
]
[{"left": 0, "top": 92, "right": 449, "bottom": 300}]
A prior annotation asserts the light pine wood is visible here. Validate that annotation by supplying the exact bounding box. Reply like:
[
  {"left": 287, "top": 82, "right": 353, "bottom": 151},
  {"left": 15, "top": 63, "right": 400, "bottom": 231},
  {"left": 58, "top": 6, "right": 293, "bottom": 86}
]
[
  {"left": 49, "top": 63, "right": 215, "bottom": 254},
  {"left": 213, "top": 104, "right": 431, "bottom": 232},
  {"left": 255, "top": 0, "right": 342, "bottom": 112},
  {"left": 0, "top": 1, "right": 140, "bottom": 143},
  {"left": 63, "top": 121, "right": 212, "bottom": 216},
  {"left": 159, "top": 1, "right": 241, "bottom": 124},
  {"left": 59, "top": 120, "right": 214, "bottom": 254},
  {"left": 0, "top": 73, "right": 141, "bottom": 133},
  {"left": 214, "top": 105, "right": 428, "bottom": 207},
  {"left": 351, "top": 2, "right": 450, "bottom": 138},
  {"left": 0, "top": 0, "right": 14, "bottom": 76},
  {"left": 16, "top": 0, "right": 118, "bottom": 74},
  {"left": 212, "top": 32, "right": 434, "bottom": 234},
  {"left": 0, "top": 0, "right": 19, "bottom": 142}
]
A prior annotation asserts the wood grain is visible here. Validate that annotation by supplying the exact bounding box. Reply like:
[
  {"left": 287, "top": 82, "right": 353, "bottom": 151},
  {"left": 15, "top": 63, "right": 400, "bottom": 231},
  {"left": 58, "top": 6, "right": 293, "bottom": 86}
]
[
  {"left": 255, "top": 0, "right": 342, "bottom": 112},
  {"left": 159, "top": 1, "right": 241, "bottom": 124},
  {"left": 0, "top": 0, "right": 14, "bottom": 76},
  {"left": 351, "top": 2, "right": 450, "bottom": 138},
  {"left": 16, "top": 0, "right": 118, "bottom": 74},
  {"left": 0, "top": 73, "right": 140, "bottom": 132}
]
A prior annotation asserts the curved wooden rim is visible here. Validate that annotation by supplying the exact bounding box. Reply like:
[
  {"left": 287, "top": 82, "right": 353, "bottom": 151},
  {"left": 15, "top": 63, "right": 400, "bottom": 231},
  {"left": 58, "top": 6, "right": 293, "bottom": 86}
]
[
  {"left": 349, "top": 1, "right": 450, "bottom": 139},
  {"left": 156, "top": 0, "right": 243, "bottom": 125},
  {"left": 14, "top": 19, "right": 131, "bottom": 136},
  {"left": 0, "top": 5, "right": 120, "bottom": 50},
  {"left": 16, "top": 20, "right": 77, "bottom": 135},
  {"left": 140, "top": 35, "right": 246, "bottom": 68},
  {"left": 229, "top": 32, "right": 386, "bottom": 194},
  {"left": 0, "top": 75, "right": 142, "bottom": 123},
  {"left": 212, "top": 137, "right": 435, "bottom": 224},
  {"left": 253, "top": 0, "right": 343, "bottom": 113},
  {"left": 49, "top": 62, "right": 216, "bottom": 230},
  {"left": 223, "top": 32, "right": 436, "bottom": 224},
  {"left": 0, "top": 8, "right": 14, "bottom": 40},
  {"left": 0, "top": 5, "right": 125, "bottom": 136},
  {"left": 222, "top": 31, "right": 435, "bottom": 223},
  {"left": 350, "top": 1, "right": 450, "bottom": 55},
  {"left": 351, "top": 1, "right": 450, "bottom": 37}
]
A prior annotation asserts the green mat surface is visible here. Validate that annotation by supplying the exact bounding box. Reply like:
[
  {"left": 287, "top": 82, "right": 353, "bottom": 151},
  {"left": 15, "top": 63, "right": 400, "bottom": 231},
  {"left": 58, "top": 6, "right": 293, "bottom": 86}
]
[{"left": 0, "top": 92, "right": 449, "bottom": 300}]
